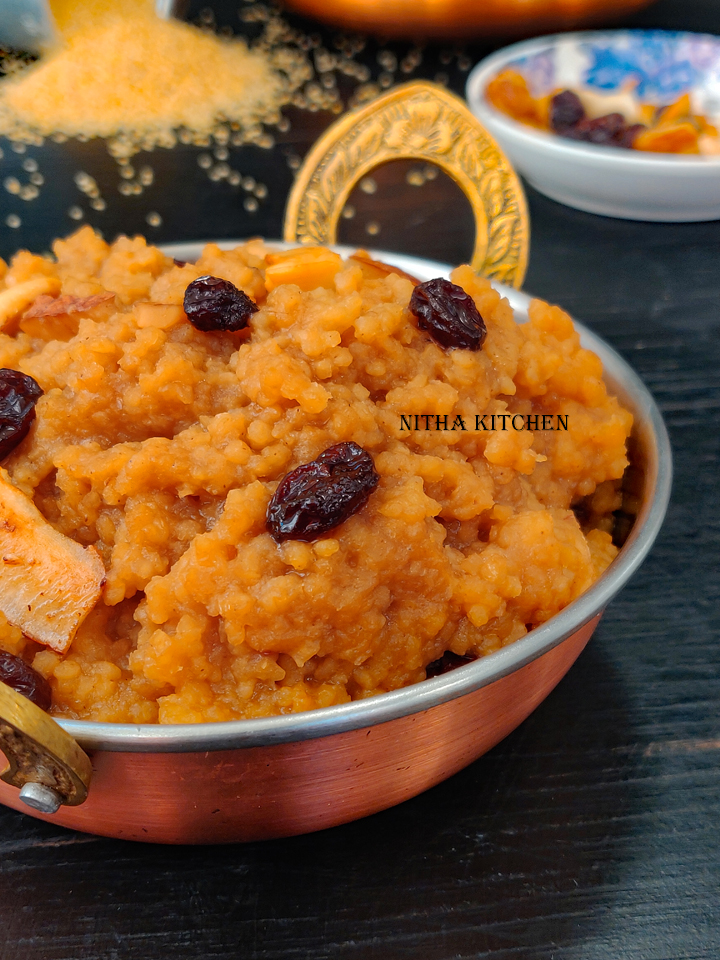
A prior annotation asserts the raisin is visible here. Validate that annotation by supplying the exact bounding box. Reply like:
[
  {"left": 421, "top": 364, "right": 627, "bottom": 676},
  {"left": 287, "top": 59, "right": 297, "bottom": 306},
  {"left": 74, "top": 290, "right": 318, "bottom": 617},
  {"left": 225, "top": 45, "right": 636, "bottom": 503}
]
[
  {"left": 586, "top": 113, "right": 626, "bottom": 145},
  {"left": 550, "top": 90, "right": 585, "bottom": 132},
  {"left": 0, "top": 368, "right": 43, "bottom": 461},
  {"left": 267, "top": 441, "right": 379, "bottom": 542},
  {"left": 426, "top": 651, "right": 477, "bottom": 679},
  {"left": 183, "top": 275, "right": 258, "bottom": 332},
  {"left": 619, "top": 123, "right": 646, "bottom": 149},
  {"left": 409, "top": 278, "right": 486, "bottom": 351},
  {"left": 564, "top": 113, "right": 627, "bottom": 146},
  {"left": 0, "top": 651, "right": 52, "bottom": 711}
]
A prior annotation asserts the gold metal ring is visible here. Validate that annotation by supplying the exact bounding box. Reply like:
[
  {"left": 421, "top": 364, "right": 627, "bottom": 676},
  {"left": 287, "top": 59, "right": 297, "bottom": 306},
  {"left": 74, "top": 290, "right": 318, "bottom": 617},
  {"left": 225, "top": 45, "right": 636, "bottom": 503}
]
[{"left": 284, "top": 80, "right": 530, "bottom": 288}]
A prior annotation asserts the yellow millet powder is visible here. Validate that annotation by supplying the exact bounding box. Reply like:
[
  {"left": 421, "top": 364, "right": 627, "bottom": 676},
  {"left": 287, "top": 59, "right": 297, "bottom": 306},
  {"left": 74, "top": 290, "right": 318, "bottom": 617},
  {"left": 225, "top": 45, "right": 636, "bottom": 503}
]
[{"left": 0, "top": 0, "right": 312, "bottom": 153}]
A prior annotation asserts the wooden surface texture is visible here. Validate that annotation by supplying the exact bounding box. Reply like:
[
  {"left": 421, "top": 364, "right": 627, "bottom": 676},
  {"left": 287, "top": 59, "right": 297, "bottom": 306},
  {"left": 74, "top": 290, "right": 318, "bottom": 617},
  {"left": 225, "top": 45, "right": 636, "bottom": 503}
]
[{"left": 0, "top": 0, "right": 718, "bottom": 957}]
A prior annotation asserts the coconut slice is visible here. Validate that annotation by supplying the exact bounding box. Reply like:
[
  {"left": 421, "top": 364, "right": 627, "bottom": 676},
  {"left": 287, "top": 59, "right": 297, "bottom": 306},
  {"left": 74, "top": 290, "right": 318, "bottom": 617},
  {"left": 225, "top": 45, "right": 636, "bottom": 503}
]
[{"left": 0, "top": 470, "right": 105, "bottom": 653}]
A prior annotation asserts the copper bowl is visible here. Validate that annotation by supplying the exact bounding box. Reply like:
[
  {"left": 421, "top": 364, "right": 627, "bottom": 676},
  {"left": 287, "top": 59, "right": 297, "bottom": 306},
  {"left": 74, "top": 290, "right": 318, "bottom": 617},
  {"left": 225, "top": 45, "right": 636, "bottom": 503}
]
[
  {"left": 281, "top": 0, "right": 658, "bottom": 40},
  {"left": 0, "top": 247, "right": 672, "bottom": 844}
]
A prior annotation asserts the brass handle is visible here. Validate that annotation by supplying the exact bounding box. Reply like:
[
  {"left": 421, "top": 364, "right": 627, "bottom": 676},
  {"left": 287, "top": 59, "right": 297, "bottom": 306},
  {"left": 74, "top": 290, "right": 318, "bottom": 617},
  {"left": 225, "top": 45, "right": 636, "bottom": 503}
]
[
  {"left": 0, "top": 681, "right": 91, "bottom": 812},
  {"left": 284, "top": 80, "right": 530, "bottom": 288}
]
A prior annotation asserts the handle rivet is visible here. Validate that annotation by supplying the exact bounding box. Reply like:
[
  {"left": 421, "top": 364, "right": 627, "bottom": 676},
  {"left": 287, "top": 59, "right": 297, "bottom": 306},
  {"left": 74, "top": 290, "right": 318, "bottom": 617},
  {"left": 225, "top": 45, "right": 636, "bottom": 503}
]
[{"left": 19, "top": 782, "right": 63, "bottom": 814}]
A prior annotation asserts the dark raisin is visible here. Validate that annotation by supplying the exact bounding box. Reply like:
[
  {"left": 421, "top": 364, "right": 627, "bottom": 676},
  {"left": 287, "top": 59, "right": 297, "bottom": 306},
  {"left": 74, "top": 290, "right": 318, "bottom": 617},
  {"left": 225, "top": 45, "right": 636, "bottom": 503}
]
[
  {"left": 550, "top": 90, "right": 585, "bottom": 131},
  {"left": 173, "top": 258, "right": 191, "bottom": 268},
  {"left": 267, "top": 441, "right": 379, "bottom": 542},
  {"left": 426, "top": 651, "right": 477, "bottom": 679},
  {"left": 409, "top": 278, "right": 486, "bottom": 351},
  {"left": 586, "top": 113, "right": 626, "bottom": 144},
  {"left": 183, "top": 275, "right": 258, "bottom": 332},
  {"left": 0, "top": 368, "right": 43, "bottom": 461},
  {"left": 0, "top": 651, "right": 52, "bottom": 711},
  {"left": 619, "top": 123, "right": 646, "bottom": 149},
  {"left": 566, "top": 113, "right": 627, "bottom": 146}
]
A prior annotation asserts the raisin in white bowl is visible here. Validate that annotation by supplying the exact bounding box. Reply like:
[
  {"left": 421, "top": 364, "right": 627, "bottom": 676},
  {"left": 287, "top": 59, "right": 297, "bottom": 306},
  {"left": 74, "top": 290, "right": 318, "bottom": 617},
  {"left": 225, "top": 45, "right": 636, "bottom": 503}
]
[{"left": 467, "top": 30, "right": 720, "bottom": 222}]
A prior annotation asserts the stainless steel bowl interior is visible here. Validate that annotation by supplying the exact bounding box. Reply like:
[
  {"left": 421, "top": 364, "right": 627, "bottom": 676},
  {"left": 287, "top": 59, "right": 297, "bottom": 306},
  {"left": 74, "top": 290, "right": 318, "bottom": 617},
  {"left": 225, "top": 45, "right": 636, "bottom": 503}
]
[{"left": 53, "top": 245, "right": 672, "bottom": 753}]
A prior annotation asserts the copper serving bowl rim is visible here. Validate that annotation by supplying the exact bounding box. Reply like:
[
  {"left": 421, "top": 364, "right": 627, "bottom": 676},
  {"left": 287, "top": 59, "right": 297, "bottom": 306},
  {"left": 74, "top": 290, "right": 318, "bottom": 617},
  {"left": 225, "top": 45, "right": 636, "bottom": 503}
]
[
  {"left": 468, "top": 29, "right": 720, "bottom": 168},
  {"left": 53, "top": 245, "right": 672, "bottom": 753}
]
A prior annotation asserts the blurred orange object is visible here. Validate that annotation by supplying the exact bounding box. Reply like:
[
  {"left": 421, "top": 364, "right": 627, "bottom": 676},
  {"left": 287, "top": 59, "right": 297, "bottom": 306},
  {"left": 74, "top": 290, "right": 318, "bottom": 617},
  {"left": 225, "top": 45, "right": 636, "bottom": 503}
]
[
  {"left": 486, "top": 70, "right": 550, "bottom": 128},
  {"left": 634, "top": 122, "right": 700, "bottom": 154},
  {"left": 282, "top": 0, "right": 657, "bottom": 40}
]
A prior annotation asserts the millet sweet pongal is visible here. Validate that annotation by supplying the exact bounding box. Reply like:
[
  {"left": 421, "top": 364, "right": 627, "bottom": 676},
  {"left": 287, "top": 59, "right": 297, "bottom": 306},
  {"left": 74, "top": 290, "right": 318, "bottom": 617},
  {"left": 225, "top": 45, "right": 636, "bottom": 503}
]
[{"left": 0, "top": 228, "right": 632, "bottom": 723}]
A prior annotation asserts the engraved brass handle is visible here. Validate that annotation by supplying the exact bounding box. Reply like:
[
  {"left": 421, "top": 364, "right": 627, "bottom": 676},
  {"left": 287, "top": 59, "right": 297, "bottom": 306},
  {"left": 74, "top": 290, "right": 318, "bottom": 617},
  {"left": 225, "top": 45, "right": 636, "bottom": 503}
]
[
  {"left": 284, "top": 80, "right": 530, "bottom": 289},
  {"left": 0, "top": 681, "right": 91, "bottom": 812}
]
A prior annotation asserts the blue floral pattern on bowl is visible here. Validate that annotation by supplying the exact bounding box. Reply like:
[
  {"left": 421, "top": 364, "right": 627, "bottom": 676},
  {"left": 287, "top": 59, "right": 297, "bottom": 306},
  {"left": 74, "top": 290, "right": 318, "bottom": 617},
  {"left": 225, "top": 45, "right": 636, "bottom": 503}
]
[{"left": 508, "top": 30, "right": 720, "bottom": 116}]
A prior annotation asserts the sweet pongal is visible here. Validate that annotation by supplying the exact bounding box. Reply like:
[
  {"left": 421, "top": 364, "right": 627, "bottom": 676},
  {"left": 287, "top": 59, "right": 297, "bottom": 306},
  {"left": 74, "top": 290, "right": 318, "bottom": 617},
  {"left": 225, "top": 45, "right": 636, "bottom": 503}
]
[{"left": 0, "top": 228, "right": 632, "bottom": 723}]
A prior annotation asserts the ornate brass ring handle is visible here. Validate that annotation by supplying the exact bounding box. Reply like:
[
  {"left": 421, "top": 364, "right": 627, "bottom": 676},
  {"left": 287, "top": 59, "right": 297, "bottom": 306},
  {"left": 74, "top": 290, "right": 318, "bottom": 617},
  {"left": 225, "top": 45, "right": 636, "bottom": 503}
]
[
  {"left": 284, "top": 80, "right": 530, "bottom": 288},
  {"left": 0, "top": 681, "right": 91, "bottom": 813}
]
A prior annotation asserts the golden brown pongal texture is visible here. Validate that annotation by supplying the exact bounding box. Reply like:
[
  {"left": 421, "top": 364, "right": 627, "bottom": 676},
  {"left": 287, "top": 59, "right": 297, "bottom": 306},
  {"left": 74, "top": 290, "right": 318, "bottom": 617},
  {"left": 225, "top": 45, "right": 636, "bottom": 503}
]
[{"left": 0, "top": 228, "right": 632, "bottom": 723}]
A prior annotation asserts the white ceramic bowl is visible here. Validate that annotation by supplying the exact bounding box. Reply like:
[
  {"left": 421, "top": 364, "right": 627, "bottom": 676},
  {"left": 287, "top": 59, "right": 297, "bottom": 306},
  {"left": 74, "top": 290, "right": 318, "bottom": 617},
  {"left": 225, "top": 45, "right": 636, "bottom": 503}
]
[{"left": 466, "top": 30, "right": 720, "bottom": 222}]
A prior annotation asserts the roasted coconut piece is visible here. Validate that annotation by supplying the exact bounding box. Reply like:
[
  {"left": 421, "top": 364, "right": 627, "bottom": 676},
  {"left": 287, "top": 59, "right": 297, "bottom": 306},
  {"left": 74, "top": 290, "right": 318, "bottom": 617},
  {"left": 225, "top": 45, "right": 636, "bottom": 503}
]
[{"left": 0, "top": 470, "right": 105, "bottom": 653}]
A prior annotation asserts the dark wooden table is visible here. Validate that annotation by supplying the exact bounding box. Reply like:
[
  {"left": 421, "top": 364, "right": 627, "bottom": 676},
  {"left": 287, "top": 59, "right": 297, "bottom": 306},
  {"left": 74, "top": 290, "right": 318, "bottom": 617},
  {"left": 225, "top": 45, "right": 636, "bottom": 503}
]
[{"left": 1, "top": 2, "right": 719, "bottom": 958}]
